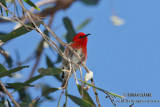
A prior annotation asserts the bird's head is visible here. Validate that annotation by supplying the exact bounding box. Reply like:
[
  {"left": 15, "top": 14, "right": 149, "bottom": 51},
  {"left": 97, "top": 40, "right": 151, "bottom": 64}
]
[{"left": 73, "top": 32, "right": 90, "bottom": 43}]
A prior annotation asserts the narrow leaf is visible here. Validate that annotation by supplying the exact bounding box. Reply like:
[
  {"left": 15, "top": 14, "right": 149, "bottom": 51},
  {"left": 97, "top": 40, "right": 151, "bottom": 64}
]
[
  {"left": 46, "top": 55, "right": 54, "bottom": 67},
  {"left": 77, "top": 18, "right": 91, "bottom": 31},
  {"left": 0, "top": 0, "right": 8, "bottom": 16},
  {"left": 0, "top": 66, "right": 29, "bottom": 78},
  {"left": 0, "top": 103, "right": 6, "bottom": 107},
  {"left": 63, "top": 17, "right": 76, "bottom": 43},
  {"left": 7, "top": 83, "right": 34, "bottom": 90},
  {"left": 77, "top": 84, "right": 96, "bottom": 106},
  {"left": 19, "top": 102, "right": 29, "bottom": 107},
  {"left": 67, "top": 94, "right": 94, "bottom": 107},
  {"left": 7, "top": 99, "right": 11, "bottom": 107},
  {"left": 81, "top": 0, "right": 99, "bottom": 5},
  {"left": 0, "top": 64, "right": 7, "bottom": 73},
  {"left": 0, "top": 21, "right": 43, "bottom": 43},
  {"left": 38, "top": 68, "right": 63, "bottom": 76},
  {"left": 25, "top": 75, "right": 43, "bottom": 84},
  {"left": 42, "top": 87, "right": 59, "bottom": 96},
  {"left": 77, "top": 79, "right": 125, "bottom": 98},
  {"left": 23, "top": 0, "right": 40, "bottom": 10},
  {"left": 46, "top": 55, "right": 62, "bottom": 82}
]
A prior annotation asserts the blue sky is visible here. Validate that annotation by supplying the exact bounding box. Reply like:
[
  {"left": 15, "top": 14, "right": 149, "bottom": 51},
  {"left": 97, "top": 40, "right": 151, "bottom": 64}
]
[{"left": 1, "top": 0, "right": 160, "bottom": 107}]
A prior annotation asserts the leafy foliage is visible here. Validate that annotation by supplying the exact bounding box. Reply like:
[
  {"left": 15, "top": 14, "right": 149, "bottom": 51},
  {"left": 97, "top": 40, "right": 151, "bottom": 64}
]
[
  {"left": 38, "top": 67, "right": 63, "bottom": 76},
  {"left": 0, "top": 21, "right": 43, "bottom": 43},
  {"left": 23, "top": 0, "right": 40, "bottom": 10},
  {"left": 63, "top": 17, "right": 76, "bottom": 43},
  {"left": 77, "top": 84, "right": 96, "bottom": 106},
  {"left": 0, "top": 0, "right": 122, "bottom": 106},
  {"left": 77, "top": 78, "right": 125, "bottom": 98},
  {"left": 42, "top": 87, "right": 59, "bottom": 96},
  {"left": 0, "top": 0, "right": 8, "bottom": 15},
  {"left": 0, "top": 66, "right": 29, "bottom": 78},
  {"left": 67, "top": 94, "right": 95, "bottom": 107}
]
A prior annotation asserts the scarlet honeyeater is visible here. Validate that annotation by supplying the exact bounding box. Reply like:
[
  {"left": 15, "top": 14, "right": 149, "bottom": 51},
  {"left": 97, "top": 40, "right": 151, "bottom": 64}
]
[{"left": 61, "top": 32, "right": 90, "bottom": 88}]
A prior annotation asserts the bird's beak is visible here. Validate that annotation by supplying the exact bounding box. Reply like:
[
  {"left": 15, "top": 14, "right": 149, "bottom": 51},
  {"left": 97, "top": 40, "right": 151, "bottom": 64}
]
[
  {"left": 79, "top": 34, "right": 91, "bottom": 38},
  {"left": 84, "top": 34, "right": 91, "bottom": 37}
]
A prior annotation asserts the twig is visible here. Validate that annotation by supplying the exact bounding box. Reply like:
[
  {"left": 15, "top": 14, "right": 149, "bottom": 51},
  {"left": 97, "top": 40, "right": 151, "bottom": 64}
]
[
  {"left": 0, "top": 2, "right": 30, "bottom": 31},
  {"left": 57, "top": 89, "right": 64, "bottom": 107},
  {"left": 91, "top": 78, "right": 101, "bottom": 107},
  {"left": 73, "top": 68, "right": 78, "bottom": 85},
  {"left": 79, "top": 65, "right": 83, "bottom": 99},
  {"left": 0, "top": 80, "right": 20, "bottom": 107}
]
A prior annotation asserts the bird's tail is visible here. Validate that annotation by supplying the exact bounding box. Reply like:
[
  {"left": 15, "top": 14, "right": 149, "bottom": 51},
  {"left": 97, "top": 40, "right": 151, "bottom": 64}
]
[
  {"left": 61, "top": 79, "right": 68, "bottom": 89},
  {"left": 61, "top": 71, "right": 69, "bottom": 89}
]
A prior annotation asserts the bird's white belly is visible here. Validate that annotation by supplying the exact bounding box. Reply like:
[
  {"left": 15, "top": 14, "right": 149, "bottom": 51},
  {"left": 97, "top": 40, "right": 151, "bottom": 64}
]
[{"left": 71, "top": 48, "right": 82, "bottom": 70}]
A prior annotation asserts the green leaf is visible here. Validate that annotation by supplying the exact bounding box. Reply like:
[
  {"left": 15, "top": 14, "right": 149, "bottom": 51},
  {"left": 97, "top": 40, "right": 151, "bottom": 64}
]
[
  {"left": 7, "top": 99, "right": 11, "bottom": 107},
  {"left": 0, "top": 32, "right": 7, "bottom": 36},
  {"left": 0, "top": 0, "right": 8, "bottom": 16},
  {"left": 63, "top": 17, "right": 76, "bottom": 43},
  {"left": 77, "top": 18, "right": 91, "bottom": 31},
  {"left": 0, "top": 6, "right": 2, "bottom": 16},
  {"left": 46, "top": 55, "right": 62, "bottom": 82},
  {"left": 25, "top": 75, "right": 43, "bottom": 84},
  {"left": 0, "top": 21, "right": 43, "bottom": 43},
  {"left": 9, "top": 75, "right": 43, "bottom": 92},
  {"left": 18, "top": 88, "right": 32, "bottom": 103},
  {"left": 129, "top": 103, "right": 134, "bottom": 107},
  {"left": 67, "top": 94, "right": 94, "bottom": 107},
  {"left": 77, "top": 79, "right": 125, "bottom": 98},
  {"left": 5, "top": 0, "right": 14, "bottom": 3},
  {"left": 42, "top": 87, "right": 59, "bottom": 96},
  {"left": 6, "top": 56, "right": 13, "bottom": 68},
  {"left": 81, "top": 0, "right": 99, "bottom": 5},
  {"left": 46, "top": 55, "right": 54, "bottom": 67},
  {"left": 0, "top": 66, "right": 29, "bottom": 78},
  {"left": 7, "top": 83, "right": 34, "bottom": 90},
  {"left": 38, "top": 67, "right": 63, "bottom": 76},
  {"left": 19, "top": 102, "right": 29, "bottom": 107},
  {"left": 77, "top": 85, "right": 96, "bottom": 106},
  {"left": 23, "top": 0, "right": 40, "bottom": 10},
  {"left": 44, "top": 29, "right": 49, "bottom": 36},
  {"left": 0, "top": 103, "right": 6, "bottom": 107},
  {"left": 0, "top": 64, "right": 7, "bottom": 73}
]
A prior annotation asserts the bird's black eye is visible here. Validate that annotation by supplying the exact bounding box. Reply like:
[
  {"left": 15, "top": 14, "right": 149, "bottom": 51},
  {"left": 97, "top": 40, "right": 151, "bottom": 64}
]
[{"left": 79, "top": 36, "right": 84, "bottom": 38}]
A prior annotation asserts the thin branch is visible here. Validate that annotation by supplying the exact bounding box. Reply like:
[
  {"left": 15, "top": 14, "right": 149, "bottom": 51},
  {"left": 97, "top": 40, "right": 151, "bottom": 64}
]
[
  {"left": 91, "top": 78, "right": 101, "bottom": 107},
  {"left": 0, "top": 2, "right": 30, "bottom": 31},
  {"left": 79, "top": 65, "right": 84, "bottom": 99},
  {"left": 73, "top": 68, "right": 79, "bottom": 85},
  {"left": 0, "top": 80, "right": 20, "bottom": 107}
]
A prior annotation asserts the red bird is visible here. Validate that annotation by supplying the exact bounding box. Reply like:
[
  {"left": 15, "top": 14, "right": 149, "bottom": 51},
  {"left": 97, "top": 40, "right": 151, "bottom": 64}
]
[{"left": 61, "top": 32, "right": 90, "bottom": 88}]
